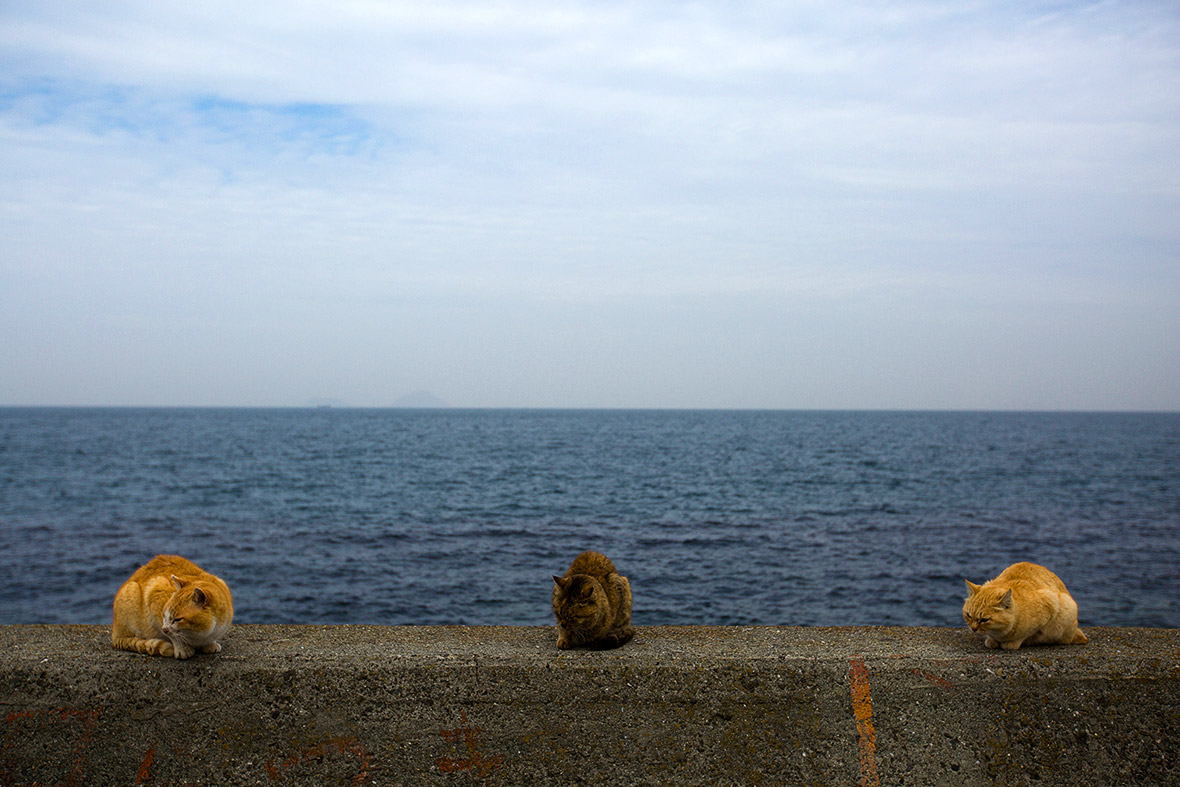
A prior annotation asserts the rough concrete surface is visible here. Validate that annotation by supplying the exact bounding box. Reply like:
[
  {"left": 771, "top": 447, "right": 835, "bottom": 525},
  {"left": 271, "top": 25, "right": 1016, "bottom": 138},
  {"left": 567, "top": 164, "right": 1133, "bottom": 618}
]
[{"left": 1, "top": 625, "right": 1177, "bottom": 786}]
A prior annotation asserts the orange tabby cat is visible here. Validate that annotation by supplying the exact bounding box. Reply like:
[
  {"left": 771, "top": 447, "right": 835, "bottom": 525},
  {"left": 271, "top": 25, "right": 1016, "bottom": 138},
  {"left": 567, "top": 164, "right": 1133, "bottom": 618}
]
[
  {"left": 112, "top": 555, "right": 233, "bottom": 659},
  {"left": 963, "top": 561, "right": 1087, "bottom": 650},
  {"left": 552, "top": 551, "right": 634, "bottom": 650}
]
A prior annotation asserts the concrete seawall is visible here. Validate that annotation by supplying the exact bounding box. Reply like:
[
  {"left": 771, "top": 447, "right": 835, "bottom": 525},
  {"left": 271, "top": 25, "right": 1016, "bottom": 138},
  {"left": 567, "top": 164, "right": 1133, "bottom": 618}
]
[{"left": 1, "top": 625, "right": 1177, "bottom": 786}]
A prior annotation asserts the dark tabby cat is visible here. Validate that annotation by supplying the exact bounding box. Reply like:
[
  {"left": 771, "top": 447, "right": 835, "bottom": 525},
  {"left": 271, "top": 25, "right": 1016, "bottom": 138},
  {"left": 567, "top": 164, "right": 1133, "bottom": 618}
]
[{"left": 552, "top": 551, "right": 634, "bottom": 650}]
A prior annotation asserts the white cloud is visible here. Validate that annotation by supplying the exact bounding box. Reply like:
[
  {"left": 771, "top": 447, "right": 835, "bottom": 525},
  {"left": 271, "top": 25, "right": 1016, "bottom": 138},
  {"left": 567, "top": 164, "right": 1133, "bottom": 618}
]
[{"left": 1, "top": 0, "right": 1178, "bottom": 408}]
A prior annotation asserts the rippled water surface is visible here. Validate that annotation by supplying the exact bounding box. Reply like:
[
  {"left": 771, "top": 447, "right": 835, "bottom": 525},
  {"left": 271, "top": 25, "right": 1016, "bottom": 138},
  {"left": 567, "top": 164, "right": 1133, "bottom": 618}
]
[{"left": 1, "top": 408, "right": 1177, "bottom": 627}]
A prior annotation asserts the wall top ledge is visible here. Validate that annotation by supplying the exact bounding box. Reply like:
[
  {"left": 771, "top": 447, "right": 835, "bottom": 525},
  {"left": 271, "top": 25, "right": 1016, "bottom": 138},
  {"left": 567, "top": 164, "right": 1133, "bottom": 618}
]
[{"left": 2, "top": 624, "right": 1177, "bottom": 671}]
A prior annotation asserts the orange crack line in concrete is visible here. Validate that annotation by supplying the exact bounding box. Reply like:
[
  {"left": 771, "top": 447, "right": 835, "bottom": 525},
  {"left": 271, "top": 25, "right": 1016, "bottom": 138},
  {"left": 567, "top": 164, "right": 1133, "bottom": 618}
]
[{"left": 849, "top": 657, "right": 880, "bottom": 787}]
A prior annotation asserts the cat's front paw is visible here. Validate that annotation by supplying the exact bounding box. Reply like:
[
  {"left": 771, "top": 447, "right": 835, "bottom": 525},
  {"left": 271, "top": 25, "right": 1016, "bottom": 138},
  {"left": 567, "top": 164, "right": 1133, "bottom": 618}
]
[
  {"left": 556, "top": 635, "right": 571, "bottom": 650},
  {"left": 198, "top": 642, "right": 222, "bottom": 654},
  {"left": 172, "top": 643, "right": 196, "bottom": 660},
  {"left": 984, "top": 637, "right": 999, "bottom": 649},
  {"left": 1000, "top": 640, "right": 1023, "bottom": 651}
]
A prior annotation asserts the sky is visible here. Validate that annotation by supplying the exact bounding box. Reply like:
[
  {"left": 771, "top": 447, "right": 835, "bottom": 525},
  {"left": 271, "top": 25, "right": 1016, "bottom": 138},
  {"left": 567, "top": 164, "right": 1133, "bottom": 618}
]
[{"left": 1, "top": 1, "right": 1177, "bottom": 410}]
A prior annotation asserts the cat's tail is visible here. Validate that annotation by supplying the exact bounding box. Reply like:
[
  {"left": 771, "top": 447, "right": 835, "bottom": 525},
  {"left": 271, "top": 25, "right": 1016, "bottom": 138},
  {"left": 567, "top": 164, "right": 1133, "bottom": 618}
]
[
  {"left": 590, "top": 626, "right": 635, "bottom": 650},
  {"left": 112, "top": 636, "right": 178, "bottom": 658}
]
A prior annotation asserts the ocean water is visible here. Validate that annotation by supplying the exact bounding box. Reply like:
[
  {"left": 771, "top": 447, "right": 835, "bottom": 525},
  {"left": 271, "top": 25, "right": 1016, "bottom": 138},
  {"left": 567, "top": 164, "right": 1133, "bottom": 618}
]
[{"left": 0, "top": 408, "right": 1177, "bottom": 628}]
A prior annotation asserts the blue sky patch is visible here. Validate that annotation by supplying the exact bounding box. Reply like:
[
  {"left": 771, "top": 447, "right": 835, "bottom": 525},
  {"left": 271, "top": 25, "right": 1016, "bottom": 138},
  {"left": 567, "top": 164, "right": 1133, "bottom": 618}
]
[{"left": 0, "top": 79, "right": 379, "bottom": 159}]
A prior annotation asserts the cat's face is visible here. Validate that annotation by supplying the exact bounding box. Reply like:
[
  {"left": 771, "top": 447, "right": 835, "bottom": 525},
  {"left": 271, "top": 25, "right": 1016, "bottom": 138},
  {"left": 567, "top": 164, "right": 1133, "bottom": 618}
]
[
  {"left": 962, "top": 581, "right": 1014, "bottom": 635},
  {"left": 161, "top": 579, "right": 219, "bottom": 640},
  {"left": 553, "top": 576, "right": 606, "bottom": 630}
]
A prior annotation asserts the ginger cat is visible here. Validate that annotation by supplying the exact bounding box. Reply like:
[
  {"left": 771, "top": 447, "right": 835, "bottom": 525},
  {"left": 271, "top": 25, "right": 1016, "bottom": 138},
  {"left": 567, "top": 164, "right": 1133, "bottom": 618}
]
[
  {"left": 963, "top": 561, "right": 1087, "bottom": 650},
  {"left": 552, "top": 551, "right": 634, "bottom": 650},
  {"left": 112, "top": 555, "right": 233, "bottom": 659}
]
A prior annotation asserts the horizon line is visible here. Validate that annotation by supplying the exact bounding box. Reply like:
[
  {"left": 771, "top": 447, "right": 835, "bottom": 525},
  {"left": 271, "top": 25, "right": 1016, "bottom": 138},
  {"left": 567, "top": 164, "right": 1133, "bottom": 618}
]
[{"left": 2, "top": 404, "right": 1177, "bottom": 415}]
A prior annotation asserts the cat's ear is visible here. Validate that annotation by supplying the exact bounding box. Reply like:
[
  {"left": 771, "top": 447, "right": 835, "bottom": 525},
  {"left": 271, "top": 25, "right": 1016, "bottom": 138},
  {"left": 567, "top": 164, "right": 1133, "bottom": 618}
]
[
  {"left": 1000, "top": 589, "right": 1013, "bottom": 608},
  {"left": 965, "top": 580, "right": 981, "bottom": 595},
  {"left": 553, "top": 576, "right": 564, "bottom": 588},
  {"left": 192, "top": 587, "right": 207, "bottom": 606},
  {"left": 171, "top": 575, "right": 185, "bottom": 591}
]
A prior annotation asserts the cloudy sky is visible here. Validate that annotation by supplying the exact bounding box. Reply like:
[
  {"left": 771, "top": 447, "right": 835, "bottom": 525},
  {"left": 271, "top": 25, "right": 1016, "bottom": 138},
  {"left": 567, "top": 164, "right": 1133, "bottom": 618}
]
[{"left": 1, "top": 1, "right": 1177, "bottom": 410}]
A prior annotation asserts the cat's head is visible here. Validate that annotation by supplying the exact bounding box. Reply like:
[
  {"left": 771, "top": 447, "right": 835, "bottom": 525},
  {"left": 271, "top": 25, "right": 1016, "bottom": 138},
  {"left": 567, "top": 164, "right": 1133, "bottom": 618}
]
[
  {"left": 552, "top": 574, "right": 607, "bottom": 630},
  {"left": 962, "top": 580, "right": 1014, "bottom": 635},
  {"left": 161, "top": 575, "right": 227, "bottom": 641}
]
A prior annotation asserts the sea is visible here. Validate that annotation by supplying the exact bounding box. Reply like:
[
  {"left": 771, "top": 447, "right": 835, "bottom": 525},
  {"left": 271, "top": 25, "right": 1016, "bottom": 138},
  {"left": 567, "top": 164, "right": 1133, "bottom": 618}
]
[{"left": 0, "top": 408, "right": 1177, "bottom": 629}]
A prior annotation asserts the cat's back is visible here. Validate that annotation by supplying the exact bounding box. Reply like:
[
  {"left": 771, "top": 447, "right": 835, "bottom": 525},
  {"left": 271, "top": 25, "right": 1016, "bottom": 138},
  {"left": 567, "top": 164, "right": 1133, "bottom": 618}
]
[
  {"left": 127, "top": 555, "right": 204, "bottom": 584},
  {"left": 996, "top": 561, "right": 1070, "bottom": 595},
  {"left": 565, "top": 550, "right": 619, "bottom": 580},
  {"left": 119, "top": 555, "right": 232, "bottom": 612}
]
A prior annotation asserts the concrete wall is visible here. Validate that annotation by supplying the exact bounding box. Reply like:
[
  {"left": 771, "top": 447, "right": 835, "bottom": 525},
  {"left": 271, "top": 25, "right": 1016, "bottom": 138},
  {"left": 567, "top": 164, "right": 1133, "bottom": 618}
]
[{"left": 1, "top": 625, "right": 1177, "bottom": 786}]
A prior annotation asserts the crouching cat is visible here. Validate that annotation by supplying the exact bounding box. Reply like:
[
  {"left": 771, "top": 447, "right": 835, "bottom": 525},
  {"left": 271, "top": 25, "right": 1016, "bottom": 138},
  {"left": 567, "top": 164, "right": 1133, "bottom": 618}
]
[
  {"left": 112, "top": 555, "right": 233, "bottom": 659},
  {"left": 963, "top": 561, "right": 1087, "bottom": 650},
  {"left": 552, "top": 551, "right": 634, "bottom": 650}
]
